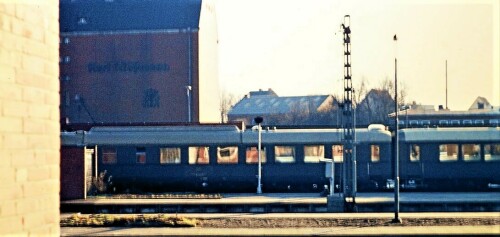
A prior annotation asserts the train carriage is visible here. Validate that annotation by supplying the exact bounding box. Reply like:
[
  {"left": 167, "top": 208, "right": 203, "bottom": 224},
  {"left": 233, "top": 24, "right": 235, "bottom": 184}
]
[
  {"left": 61, "top": 125, "right": 393, "bottom": 195},
  {"left": 60, "top": 125, "right": 498, "bottom": 199},
  {"left": 398, "top": 127, "right": 500, "bottom": 191}
]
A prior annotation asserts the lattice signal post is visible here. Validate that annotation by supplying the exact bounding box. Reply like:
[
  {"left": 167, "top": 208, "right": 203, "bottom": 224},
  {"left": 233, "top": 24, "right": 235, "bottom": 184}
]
[{"left": 341, "top": 15, "right": 357, "bottom": 211}]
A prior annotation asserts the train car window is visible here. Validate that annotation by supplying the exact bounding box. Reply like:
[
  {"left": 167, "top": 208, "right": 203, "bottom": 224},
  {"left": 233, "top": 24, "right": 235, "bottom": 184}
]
[
  {"left": 102, "top": 147, "right": 117, "bottom": 164},
  {"left": 474, "top": 120, "right": 484, "bottom": 125},
  {"left": 439, "top": 144, "right": 458, "bottom": 162},
  {"left": 275, "top": 146, "right": 296, "bottom": 163},
  {"left": 462, "top": 144, "right": 481, "bottom": 162},
  {"left": 217, "top": 146, "right": 238, "bottom": 164},
  {"left": 136, "top": 147, "right": 146, "bottom": 164},
  {"left": 371, "top": 145, "right": 380, "bottom": 163},
  {"left": 409, "top": 120, "right": 419, "bottom": 126},
  {"left": 450, "top": 120, "right": 460, "bottom": 125},
  {"left": 245, "top": 147, "right": 267, "bottom": 164},
  {"left": 332, "top": 145, "right": 344, "bottom": 163},
  {"left": 304, "top": 145, "right": 324, "bottom": 163},
  {"left": 463, "top": 120, "right": 472, "bottom": 126},
  {"left": 488, "top": 119, "right": 499, "bottom": 127},
  {"left": 421, "top": 120, "right": 431, "bottom": 126},
  {"left": 409, "top": 144, "right": 420, "bottom": 162},
  {"left": 438, "top": 120, "right": 449, "bottom": 126},
  {"left": 188, "top": 146, "right": 209, "bottom": 164},
  {"left": 484, "top": 144, "right": 500, "bottom": 162},
  {"left": 160, "top": 147, "right": 181, "bottom": 164}
]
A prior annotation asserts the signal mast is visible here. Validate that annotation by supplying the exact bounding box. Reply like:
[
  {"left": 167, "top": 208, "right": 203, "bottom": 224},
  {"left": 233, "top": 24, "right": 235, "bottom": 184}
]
[{"left": 341, "top": 15, "right": 356, "bottom": 211}]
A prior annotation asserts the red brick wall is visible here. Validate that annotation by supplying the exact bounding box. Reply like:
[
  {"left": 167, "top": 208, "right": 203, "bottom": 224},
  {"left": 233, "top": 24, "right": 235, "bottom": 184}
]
[
  {"left": 60, "top": 147, "right": 85, "bottom": 200},
  {"left": 0, "top": 1, "right": 60, "bottom": 236},
  {"left": 60, "top": 31, "right": 200, "bottom": 124}
]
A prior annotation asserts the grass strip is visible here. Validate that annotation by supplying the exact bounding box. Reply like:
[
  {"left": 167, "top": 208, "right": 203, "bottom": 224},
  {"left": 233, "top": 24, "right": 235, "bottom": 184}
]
[{"left": 61, "top": 214, "right": 197, "bottom": 227}]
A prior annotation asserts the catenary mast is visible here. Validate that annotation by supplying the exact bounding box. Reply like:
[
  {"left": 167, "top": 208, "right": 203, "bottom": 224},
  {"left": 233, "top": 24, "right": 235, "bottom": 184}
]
[{"left": 341, "top": 15, "right": 356, "bottom": 211}]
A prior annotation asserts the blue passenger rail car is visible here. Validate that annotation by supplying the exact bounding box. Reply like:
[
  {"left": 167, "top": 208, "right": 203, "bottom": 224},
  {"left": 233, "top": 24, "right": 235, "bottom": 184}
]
[
  {"left": 399, "top": 127, "right": 500, "bottom": 191},
  {"left": 61, "top": 125, "right": 393, "bottom": 193},
  {"left": 61, "top": 125, "right": 498, "bottom": 195}
]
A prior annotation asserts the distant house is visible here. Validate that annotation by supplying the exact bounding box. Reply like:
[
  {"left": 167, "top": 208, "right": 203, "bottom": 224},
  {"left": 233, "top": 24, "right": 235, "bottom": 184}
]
[
  {"left": 469, "top": 96, "right": 493, "bottom": 110},
  {"left": 228, "top": 89, "right": 336, "bottom": 126}
]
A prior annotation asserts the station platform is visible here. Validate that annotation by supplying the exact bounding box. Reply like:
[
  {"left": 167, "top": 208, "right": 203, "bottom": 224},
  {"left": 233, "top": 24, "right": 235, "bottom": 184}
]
[
  {"left": 61, "top": 192, "right": 500, "bottom": 213},
  {"left": 60, "top": 213, "right": 500, "bottom": 236}
]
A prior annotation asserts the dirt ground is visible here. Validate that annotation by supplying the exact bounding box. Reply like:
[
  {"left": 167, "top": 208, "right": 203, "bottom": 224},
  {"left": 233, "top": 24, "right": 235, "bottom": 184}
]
[{"left": 197, "top": 217, "right": 500, "bottom": 228}]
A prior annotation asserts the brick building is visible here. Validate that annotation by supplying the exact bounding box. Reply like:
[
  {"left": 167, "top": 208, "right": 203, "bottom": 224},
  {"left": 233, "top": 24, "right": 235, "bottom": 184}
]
[
  {"left": 59, "top": 0, "right": 219, "bottom": 127},
  {"left": 0, "top": 1, "right": 60, "bottom": 236}
]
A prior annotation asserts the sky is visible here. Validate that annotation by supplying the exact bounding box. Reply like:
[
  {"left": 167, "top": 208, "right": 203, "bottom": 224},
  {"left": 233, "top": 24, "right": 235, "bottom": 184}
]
[{"left": 214, "top": 0, "right": 499, "bottom": 111}]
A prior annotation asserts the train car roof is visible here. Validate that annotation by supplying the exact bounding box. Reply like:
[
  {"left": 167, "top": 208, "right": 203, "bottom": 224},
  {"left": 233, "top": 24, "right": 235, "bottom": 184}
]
[
  {"left": 63, "top": 125, "right": 242, "bottom": 146},
  {"left": 242, "top": 128, "right": 392, "bottom": 144},
  {"left": 61, "top": 126, "right": 392, "bottom": 146},
  {"left": 88, "top": 125, "right": 240, "bottom": 132},
  {"left": 399, "top": 127, "right": 500, "bottom": 143}
]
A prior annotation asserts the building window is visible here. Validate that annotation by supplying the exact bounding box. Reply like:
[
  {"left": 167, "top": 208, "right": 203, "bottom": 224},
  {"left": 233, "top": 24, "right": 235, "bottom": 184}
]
[
  {"left": 246, "top": 146, "right": 266, "bottom": 164},
  {"left": 77, "top": 17, "right": 87, "bottom": 25},
  {"left": 64, "top": 91, "right": 71, "bottom": 106},
  {"left": 62, "top": 56, "right": 70, "bottom": 63},
  {"left": 136, "top": 147, "right": 146, "bottom": 164},
  {"left": 304, "top": 145, "right": 324, "bottom": 163},
  {"left": 189, "top": 146, "right": 209, "bottom": 164},
  {"left": 485, "top": 144, "right": 500, "bottom": 162},
  {"left": 462, "top": 144, "right": 481, "bottom": 162},
  {"left": 217, "top": 146, "right": 238, "bottom": 164},
  {"left": 102, "top": 147, "right": 117, "bottom": 164},
  {"left": 275, "top": 146, "right": 295, "bottom": 163},
  {"left": 371, "top": 145, "right": 380, "bottom": 163},
  {"left": 142, "top": 88, "right": 160, "bottom": 108},
  {"left": 439, "top": 144, "right": 458, "bottom": 162},
  {"left": 160, "top": 147, "right": 181, "bottom": 164},
  {"left": 410, "top": 144, "right": 420, "bottom": 162},
  {"left": 332, "top": 145, "right": 344, "bottom": 163}
]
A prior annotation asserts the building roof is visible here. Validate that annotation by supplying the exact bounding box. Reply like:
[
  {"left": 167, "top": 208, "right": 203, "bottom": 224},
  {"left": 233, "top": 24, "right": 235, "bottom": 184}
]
[
  {"left": 228, "top": 92, "right": 332, "bottom": 116},
  {"left": 469, "top": 96, "right": 493, "bottom": 110},
  {"left": 60, "top": 0, "right": 202, "bottom": 33},
  {"left": 249, "top": 88, "right": 278, "bottom": 97}
]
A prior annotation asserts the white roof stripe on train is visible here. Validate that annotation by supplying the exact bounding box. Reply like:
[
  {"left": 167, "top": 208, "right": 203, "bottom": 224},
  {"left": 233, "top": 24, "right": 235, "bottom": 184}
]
[
  {"left": 399, "top": 127, "right": 500, "bottom": 143},
  {"left": 242, "top": 128, "right": 391, "bottom": 144},
  {"left": 61, "top": 126, "right": 392, "bottom": 146}
]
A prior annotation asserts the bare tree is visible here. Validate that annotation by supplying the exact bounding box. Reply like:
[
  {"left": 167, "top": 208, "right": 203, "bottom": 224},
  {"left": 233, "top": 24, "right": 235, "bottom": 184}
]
[
  {"left": 219, "top": 91, "right": 237, "bottom": 123},
  {"left": 379, "top": 77, "right": 407, "bottom": 107},
  {"left": 354, "top": 77, "right": 369, "bottom": 106}
]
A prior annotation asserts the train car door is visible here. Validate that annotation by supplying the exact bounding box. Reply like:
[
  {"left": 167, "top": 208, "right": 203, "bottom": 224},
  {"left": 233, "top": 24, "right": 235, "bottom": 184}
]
[
  {"left": 84, "top": 146, "right": 96, "bottom": 199},
  {"left": 401, "top": 144, "right": 424, "bottom": 189}
]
